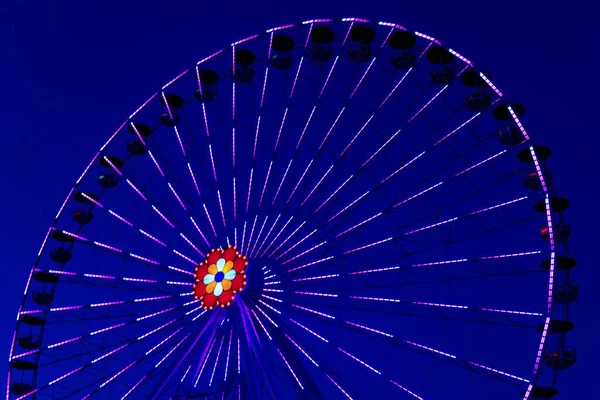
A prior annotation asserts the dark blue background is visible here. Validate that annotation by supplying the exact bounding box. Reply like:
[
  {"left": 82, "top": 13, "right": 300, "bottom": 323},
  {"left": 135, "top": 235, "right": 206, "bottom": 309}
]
[{"left": 1, "top": 0, "right": 592, "bottom": 397}]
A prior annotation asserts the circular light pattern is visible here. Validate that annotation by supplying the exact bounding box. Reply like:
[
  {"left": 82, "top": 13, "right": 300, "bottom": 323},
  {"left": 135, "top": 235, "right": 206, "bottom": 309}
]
[{"left": 193, "top": 245, "right": 247, "bottom": 309}]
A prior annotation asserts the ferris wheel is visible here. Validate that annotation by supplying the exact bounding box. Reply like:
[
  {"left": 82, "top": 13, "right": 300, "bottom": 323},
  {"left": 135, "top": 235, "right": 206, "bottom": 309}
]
[{"left": 7, "top": 17, "right": 576, "bottom": 399}]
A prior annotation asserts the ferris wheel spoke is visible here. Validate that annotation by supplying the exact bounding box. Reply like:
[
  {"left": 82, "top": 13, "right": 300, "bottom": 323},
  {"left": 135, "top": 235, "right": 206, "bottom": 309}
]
[
  {"left": 286, "top": 305, "right": 530, "bottom": 390},
  {"left": 100, "top": 158, "right": 208, "bottom": 256},
  {"left": 247, "top": 24, "right": 350, "bottom": 255},
  {"left": 281, "top": 104, "right": 517, "bottom": 271},
  {"left": 288, "top": 292, "right": 542, "bottom": 328},
  {"left": 291, "top": 249, "right": 543, "bottom": 285},
  {"left": 280, "top": 26, "right": 396, "bottom": 209},
  {"left": 241, "top": 33, "right": 275, "bottom": 255},
  {"left": 147, "top": 103, "right": 215, "bottom": 248},
  {"left": 11, "top": 20, "right": 566, "bottom": 400},
  {"left": 289, "top": 210, "right": 541, "bottom": 288},
  {"left": 280, "top": 146, "right": 532, "bottom": 271},
  {"left": 280, "top": 190, "right": 533, "bottom": 268},
  {"left": 57, "top": 192, "right": 205, "bottom": 266},
  {"left": 12, "top": 301, "right": 197, "bottom": 361},
  {"left": 17, "top": 293, "right": 187, "bottom": 322},
  {"left": 52, "top": 229, "right": 198, "bottom": 277},
  {"left": 13, "top": 304, "right": 203, "bottom": 399},
  {"left": 284, "top": 315, "right": 425, "bottom": 399},
  {"left": 255, "top": 25, "right": 314, "bottom": 213},
  {"left": 263, "top": 68, "right": 472, "bottom": 261},
  {"left": 190, "top": 66, "right": 231, "bottom": 243}
]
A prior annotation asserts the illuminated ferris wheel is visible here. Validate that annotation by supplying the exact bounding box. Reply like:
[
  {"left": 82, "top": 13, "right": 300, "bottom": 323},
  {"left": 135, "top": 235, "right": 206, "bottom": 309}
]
[{"left": 8, "top": 17, "right": 576, "bottom": 400}]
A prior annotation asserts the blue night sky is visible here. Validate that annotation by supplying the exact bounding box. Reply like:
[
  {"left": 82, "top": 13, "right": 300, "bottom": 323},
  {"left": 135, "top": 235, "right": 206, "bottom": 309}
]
[{"left": 1, "top": 0, "right": 594, "bottom": 398}]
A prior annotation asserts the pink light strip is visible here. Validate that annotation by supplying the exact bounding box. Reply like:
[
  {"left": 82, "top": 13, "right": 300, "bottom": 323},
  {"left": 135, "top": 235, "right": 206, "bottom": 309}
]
[
  {"left": 345, "top": 321, "right": 393, "bottom": 337},
  {"left": 290, "top": 318, "right": 328, "bottom": 342},
  {"left": 255, "top": 304, "right": 278, "bottom": 327},
  {"left": 129, "top": 253, "right": 160, "bottom": 265},
  {"left": 292, "top": 273, "right": 339, "bottom": 282},
  {"left": 126, "top": 179, "right": 147, "bottom": 201},
  {"left": 61, "top": 230, "right": 88, "bottom": 242},
  {"left": 287, "top": 256, "right": 334, "bottom": 273},
  {"left": 152, "top": 205, "right": 175, "bottom": 228},
  {"left": 173, "top": 250, "right": 197, "bottom": 265},
  {"left": 82, "top": 193, "right": 104, "bottom": 208},
  {"left": 93, "top": 241, "right": 122, "bottom": 253},
  {"left": 251, "top": 309, "right": 272, "bottom": 340},
  {"left": 338, "top": 347, "right": 381, "bottom": 374},
  {"left": 108, "top": 209, "right": 133, "bottom": 226},
  {"left": 325, "top": 374, "right": 354, "bottom": 400},
  {"left": 389, "top": 380, "right": 424, "bottom": 400},
  {"left": 292, "top": 304, "right": 335, "bottom": 319},
  {"left": 168, "top": 183, "right": 187, "bottom": 211},
  {"left": 469, "top": 362, "right": 529, "bottom": 382},
  {"left": 139, "top": 229, "right": 167, "bottom": 247},
  {"left": 180, "top": 233, "right": 203, "bottom": 256},
  {"left": 278, "top": 348, "right": 304, "bottom": 389},
  {"left": 284, "top": 333, "right": 319, "bottom": 366}
]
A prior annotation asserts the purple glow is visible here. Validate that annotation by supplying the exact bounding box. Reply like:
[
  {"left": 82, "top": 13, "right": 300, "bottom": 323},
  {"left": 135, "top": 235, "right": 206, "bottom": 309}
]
[
  {"left": 277, "top": 228, "right": 317, "bottom": 259},
  {"left": 290, "top": 318, "right": 328, "bottom": 342},
  {"left": 286, "top": 256, "right": 333, "bottom": 273},
  {"left": 284, "top": 333, "right": 319, "bottom": 366},
  {"left": 282, "top": 241, "right": 326, "bottom": 264},
  {"left": 180, "top": 233, "right": 204, "bottom": 256},
  {"left": 168, "top": 265, "right": 194, "bottom": 276},
  {"left": 162, "top": 69, "right": 189, "bottom": 89},
  {"left": 84, "top": 273, "right": 115, "bottom": 279},
  {"left": 292, "top": 304, "right": 335, "bottom": 319},
  {"left": 173, "top": 249, "right": 197, "bottom": 265},
  {"left": 140, "top": 229, "right": 167, "bottom": 247},
  {"left": 250, "top": 215, "right": 269, "bottom": 257},
  {"left": 258, "top": 299, "right": 281, "bottom": 315},
  {"left": 389, "top": 380, "right": 423, "bottom": 400},
  {"left": 269, "top": 220, "right": 304, "bottom": 257},
  {"left": 333, "top": 212, "right": 382, "bottom": 239},
  {"left": 102, "top": 156, "right": 123, "bottom": 176},
  {"left": 129, "top": 121, "right": 147, "bottom": 146},
  {"left": 255, "top": 304, "right": 279, "bottom": 327},
  {"left": 122, "top": 375, "right": 148, "bottom": 399},
  {"left": 325, "top": 373, "right": 353, "bottom": 400},
  {"left": 224, "top": 330, "right": 233, "bottom": 381},
  {"left": 448, "top": 48, "right": 473, "bottom": 66},
  {"left": 148, "top": 151, "right": 165, "bottom": 176},
  {"left": 251, "top": 309, "right": 272, "bottom": 340},
  {"left": 300, "top": 164, "right": 332, "bottom": 207},
  {"left": 342, "top": 237, "right": 392, "bottom": 256},
  {"left": 127, "top": 179, "right": 147, "bottom": 200},
  {"left": 61, "top": 230, "right": 88, "bottom": 242},
  {"left": 414, "top": 31, "right": 440, "bottom": 44},
  {"left": 266, "top": 24, "right": 296, "bottom": 32},
  {"left": 152, "top": 205, "right": 175, "bottom": 228},
  {"left": 195, "top": 339, "right": 216, "bottom": 387},
  {"left": 82, "top": 192, "right": 104, "bottom": 208},
  {"left": 203, "top": 204, "right": 218, "bottom": 238},
  {"left": 130, "top": 253, "right": 160, "bottom": 265},
  {"left": 404, "top": 340, "right": 456, "bottom": 358},
  {"left": 136, "top": 307, "right": 176, "bottom": 321},
  {"left": 168, "top": 183, "right": 187, "bottom": 211},
  {"left": 345, "top": 321, "right": 393, "bottom": 337},
  {"left": 261, "top": 294, "right": 283, "bottom": 303},
  {"left": 292, "top": 273, "right": 339, "bottom": 282},
  {"left": 480, "top": 72, "right": 503, "bottom": 96},
  {"left": 108, "top": 209, "right": 133, "bottom": 226},
  {"left": 93, "top": 241, "right": 123, "bottom": 253},
  {"left": 338, "top": 347, "right": 381, "bottom": 374},
  {"left": 155, "top": 333, "right": 190, "bottom": 368},
  {"left": 278, "top": 348, "right": 304, "bottom": 389}
]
